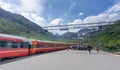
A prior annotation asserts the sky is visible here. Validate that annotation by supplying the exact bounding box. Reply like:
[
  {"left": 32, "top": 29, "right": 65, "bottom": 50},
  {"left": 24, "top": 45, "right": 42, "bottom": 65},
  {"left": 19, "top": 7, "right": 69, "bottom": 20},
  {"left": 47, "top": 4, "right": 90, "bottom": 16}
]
[{"left": 0, "top": 0, "right": 120, "bottom": 34}]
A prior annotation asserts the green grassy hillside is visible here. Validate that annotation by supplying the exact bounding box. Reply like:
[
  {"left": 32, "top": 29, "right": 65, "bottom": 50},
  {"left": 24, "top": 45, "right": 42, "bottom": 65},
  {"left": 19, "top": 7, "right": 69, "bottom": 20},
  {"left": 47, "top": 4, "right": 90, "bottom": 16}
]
[
  {"left": 96, "top": 21, "right": 120, "bottom": 46},
  {"left": 0, "top": 8, "right": 57, "bottom": 41},
  {"left": 85, "top": 20, "right": 120, "bottom": 53}
]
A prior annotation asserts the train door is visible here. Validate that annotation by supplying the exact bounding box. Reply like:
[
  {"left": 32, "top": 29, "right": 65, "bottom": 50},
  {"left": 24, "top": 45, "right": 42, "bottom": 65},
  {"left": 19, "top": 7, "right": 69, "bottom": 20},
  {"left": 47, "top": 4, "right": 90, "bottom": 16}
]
[{"left": 31, "top": 40, "right": 37, "bottom": 54}]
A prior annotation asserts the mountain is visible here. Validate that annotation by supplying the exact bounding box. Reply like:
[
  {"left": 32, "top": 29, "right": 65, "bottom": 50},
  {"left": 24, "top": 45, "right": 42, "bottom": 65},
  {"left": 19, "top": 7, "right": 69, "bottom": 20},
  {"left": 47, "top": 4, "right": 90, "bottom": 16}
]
[
  {"left": 83, "top": 20, "right": 120, "bottom": 53},
  {"left": 95, "top": 20, "right": 120, "bottom": 45},
  {"left": 65, "top": 20, "right": 120, "bottom": 52},
  {"left": 61, "top": 32, "right": 77, "bottom": 40},
  {"left": 77, "top": 28, "right": 93, "bottom": 39},
  {"left": 62, "top": 20, "right": 120, "bottom": 45},
  {"left": 0, "top": 7, "right": 56, "bottom": 40},
  {"left": 61, "top": 28, "right": 96, "bottom": 40}
]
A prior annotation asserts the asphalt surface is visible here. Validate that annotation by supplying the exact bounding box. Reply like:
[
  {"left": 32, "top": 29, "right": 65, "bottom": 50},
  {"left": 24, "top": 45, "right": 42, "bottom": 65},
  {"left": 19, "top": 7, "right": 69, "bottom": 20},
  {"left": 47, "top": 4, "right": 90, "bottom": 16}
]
[{"left": 0, "top": 50, "right": 120, "bottom": 70}]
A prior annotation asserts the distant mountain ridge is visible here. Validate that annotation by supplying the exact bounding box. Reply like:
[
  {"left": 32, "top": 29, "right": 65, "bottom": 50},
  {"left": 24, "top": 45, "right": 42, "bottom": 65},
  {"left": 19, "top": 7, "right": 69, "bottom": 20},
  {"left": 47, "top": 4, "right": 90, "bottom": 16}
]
[
  {"left": 61, "top": 20, "right": 120, "bottom": 45},
  {"left": 61, "top": 32, "right": 77, "bottom": 40}
]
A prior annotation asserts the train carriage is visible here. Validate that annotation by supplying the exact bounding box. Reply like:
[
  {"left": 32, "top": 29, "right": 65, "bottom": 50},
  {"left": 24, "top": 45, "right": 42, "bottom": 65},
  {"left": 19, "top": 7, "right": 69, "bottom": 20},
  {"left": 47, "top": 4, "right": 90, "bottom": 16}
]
[
  {"left": 0, "top": 33, "right": 30, "bottom": 60},
  {"left": 0, "top": 33, "right": 67, "bottom": 61},
  {"left": 30, "top": 40, "right": 67, "bottom": 53}
]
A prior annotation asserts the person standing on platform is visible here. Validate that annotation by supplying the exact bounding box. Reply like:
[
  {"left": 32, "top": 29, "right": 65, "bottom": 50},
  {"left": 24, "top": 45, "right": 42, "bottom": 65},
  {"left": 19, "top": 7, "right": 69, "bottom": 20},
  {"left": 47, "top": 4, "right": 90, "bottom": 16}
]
[
  {"left": 96, "top": 45, "right": 100, "bottom": 53},
  {"left": 87, "top": 45, "right": 92, "bottom": 53}
]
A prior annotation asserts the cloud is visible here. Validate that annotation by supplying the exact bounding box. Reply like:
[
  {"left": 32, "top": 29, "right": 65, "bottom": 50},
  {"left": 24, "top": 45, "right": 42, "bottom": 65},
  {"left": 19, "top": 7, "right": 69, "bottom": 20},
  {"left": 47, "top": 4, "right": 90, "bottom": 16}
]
[
  {"left": 68, "top": 19, "right": 83, "bottom": 25},
  {"left": 68, "top": 2, "right": 76, "bottom": 15},
  {"left": 19, "top": 0, "right": 47, "bottom": 26},
  {"left": 19, "top": 0, "right": 44, "bottom": 15},
  {"left": 83, "top": 1, "right": 120, "bottom": 23},
  {"left": 106, "top": 1, "right": 120, "bottom": 14},
  {"left": 22, "top": 13, "right": 47, "bottom": 26},
  {"left": 78, "top": 12, "right": 84, "bottom": 16},
  {"left": 0, "top": 0, "right": 64, "bottom": 34},
  {"left": 48, "top": 18, "right": 68, "bottom": 35},
  {"left": 50, "top": 18, "right": 63, "bottom": 26},
  {"left": 69, "top": 0, "right": 120, "bottom": 25},
  {"left": 67, "top": 1, "right": 120, "bottom": 32},
  {"left": 0, "top": 0, "right": 14, "bottom": 12},
  {"left": 68, "top": 19, "right": 83, "bottom": 32},
  {"left": 83, "top": 13, "right": 119, "bottom": 23},
  {"left": 0, "top": 0, "right": 47, "bottom": 27},
  {"left": 1, "top": 0, "right": 120, "bottom": 35}
]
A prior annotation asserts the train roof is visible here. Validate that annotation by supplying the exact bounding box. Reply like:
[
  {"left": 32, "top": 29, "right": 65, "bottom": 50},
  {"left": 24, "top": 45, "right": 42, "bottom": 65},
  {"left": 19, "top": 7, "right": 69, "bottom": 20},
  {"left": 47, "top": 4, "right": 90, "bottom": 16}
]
[
  {"left": 0, "top": 33, "right": 29, "bottom": 42},
  {"left": 29, "top": 39, "right": 65, "bottom": 44},
  {"left": 29, "top": 39, "right": 80, "bottom": 45},
  {"left": 38, "top": 40, "right": 65, "bottom": 44}
]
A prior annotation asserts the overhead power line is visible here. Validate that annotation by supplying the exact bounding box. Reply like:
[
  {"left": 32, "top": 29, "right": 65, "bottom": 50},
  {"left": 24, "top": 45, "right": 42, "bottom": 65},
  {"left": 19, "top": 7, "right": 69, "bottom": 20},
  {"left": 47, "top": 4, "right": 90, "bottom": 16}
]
[{"left": 43, "top": 21, "right": 116, "bottom": 30}]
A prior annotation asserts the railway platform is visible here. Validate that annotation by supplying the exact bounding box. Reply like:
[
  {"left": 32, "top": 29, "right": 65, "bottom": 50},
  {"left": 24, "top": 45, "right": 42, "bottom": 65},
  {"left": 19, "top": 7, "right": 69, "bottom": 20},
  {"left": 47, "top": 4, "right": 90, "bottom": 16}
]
[{"left": 0, "top": 50, "right": 120, "bottom": 70}]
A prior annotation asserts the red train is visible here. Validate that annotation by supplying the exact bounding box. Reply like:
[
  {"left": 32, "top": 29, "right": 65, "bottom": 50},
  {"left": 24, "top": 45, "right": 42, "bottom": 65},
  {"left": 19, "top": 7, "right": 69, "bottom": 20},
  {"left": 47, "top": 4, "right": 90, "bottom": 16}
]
[{"left": 0, "top": 33, "right": 68, "bottom": 61}]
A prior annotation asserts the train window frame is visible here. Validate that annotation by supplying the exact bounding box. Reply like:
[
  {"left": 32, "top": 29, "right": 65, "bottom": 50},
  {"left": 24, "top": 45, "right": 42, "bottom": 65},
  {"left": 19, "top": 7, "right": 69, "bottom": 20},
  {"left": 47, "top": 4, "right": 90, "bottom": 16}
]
[
  {"left": 0, "top": 41, "right": 7, "bottom": 49},
  {"left": 11, "top": 42, "right": 20, "bottom": 48}
]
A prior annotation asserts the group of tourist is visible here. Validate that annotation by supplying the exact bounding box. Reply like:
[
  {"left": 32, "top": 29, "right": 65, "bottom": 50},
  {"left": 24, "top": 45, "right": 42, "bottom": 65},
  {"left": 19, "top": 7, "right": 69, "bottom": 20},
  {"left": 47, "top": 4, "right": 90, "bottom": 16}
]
[{"left": 69, "top": 44, "right": 100, "bottom": 53}]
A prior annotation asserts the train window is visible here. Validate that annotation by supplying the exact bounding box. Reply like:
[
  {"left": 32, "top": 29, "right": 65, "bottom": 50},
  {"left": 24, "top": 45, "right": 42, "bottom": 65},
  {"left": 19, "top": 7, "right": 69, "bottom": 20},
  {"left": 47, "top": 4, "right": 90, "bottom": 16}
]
[
  {"left": 48, "top": 44, "right": 54, "bottom": 47},
  {"left": 7, "top": 42, "right": 12, "bottom": 48},
  {"left": 0, "top": 41, "right": 7, "bottom": 48},
  {"left": 22, "top": 42, "right": 29, "bottom": 48},
  {"left": 36, "top": 45, "right": 40, "bottom": 48},
  {"left": 11, "top": 42, "right": 19, "bottom": 48},
  {"left": 43, "top": 45, "right": 47, "bottom": 47},
  {"left": 20, "top": 43, "right": 23, "bottom": 48},
  {"left": 36, "top": 44, "right": 44, "bottom": 48}
]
